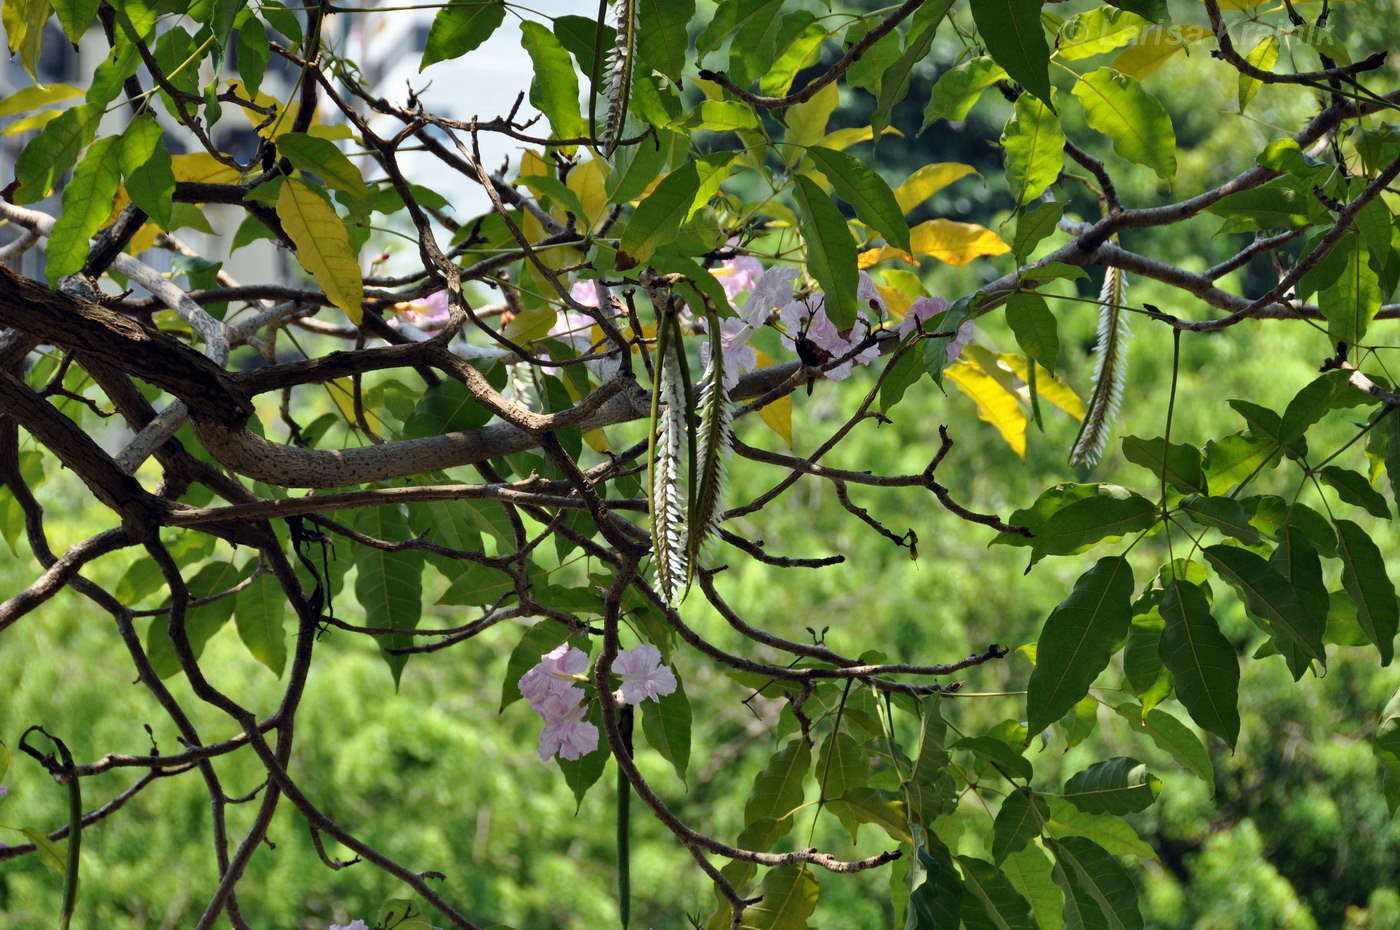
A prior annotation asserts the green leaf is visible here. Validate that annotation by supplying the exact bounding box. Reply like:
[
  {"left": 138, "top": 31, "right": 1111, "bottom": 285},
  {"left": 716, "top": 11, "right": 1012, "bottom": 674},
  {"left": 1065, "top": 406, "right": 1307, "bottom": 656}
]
[
  {"left": 959, "top": 856, "right": 1037, "bottom": 930},
  {"left": 816, "top": 730, "right": 866, "bottom": 801},
  {"left": 1006, "top": 292, "right": 1060, "bottom": 372},
  {"left": 1266, "top": 526, "right": 1329, "bottom": 680},
  {"left": 792, "top": 173, "right": 858, "bottom": 331},
  {"left": 500, "top": 623, "right": 572, "bottom": 711},
  {"left": 1062, "top": 758, "right": 1160, "bottom": 814},
  {"left": 1071, "top": 68, "right": 1175, "bottom": 179},
  {"left": 555, "top": 700, "right": 607, "bottom": 807},
  {"left": 1045, "top": 797, "right": 1155, "bottom": 859},
  {"left": 745, "top": 738, "right": 810, "bottom": 826},
  {"left": 1111, "top": 703, "right": 1214, "bottom": 790},
  {"left": 1321, "top": 232, "right": 1382, "bottom": 347},
  {"left": 1029, "top": 488, "right": 1156, "bottom": 564},
  {"left": 923, "top": 57, "right": 1006, "bottom": 128},
  {"left": 353, "top": 506, "right": 425, "bottom": 687},
  {"left": 1004, "top": 844, "right": 1063, "bottom": 930},
  {"left": 1046, "top": 837, "right": 1144, "bottom": 930},
  {"left": 804, "top": 145, "right": 911, "bottom": 253},
  {"left": 51, "top": 0, "right": 97, "bottom": 42},
  {"left": 14, "top": 103, "right": 100, "bottom": 204},
  {"left": 954, "top": 735, "right": 1033, "bottom": 781},
  {"left": 1001, "top": 91, "right": 1064, "bottom": 205},
  {"left": 1027, "top": 557, "right": 1134, "bottom": 735},
  {"left": 1319, "top": 465, "right": 1390, "bottom": 519},
  {"left": 2, "top": 0, "right": 53, "bottom": 79},
  {"left": 1278, "top": 370, "right": 1374, "bottom": 455},
  {"left": 1159, "top": 580, "right": 1239, "bottom": 748},
  {"left": 740, "top": 865, "right": 819, "bottom": 930},
  {"left": 18, "top": 827, "right": 66, "bottom": 875},
  {"left": 233, "top": 572, "right": 287, "bottom": 677},
  {"left": 1204, "top": 543, "right": 1323, "bottom": 674},
  {"left": 871, "top": 4, "right": 949, "bottom": 136},
  {"left": 994, "top": 790, "right": 1049, "bottom": 863},
  {"left": 278, "top": 132, "right": 370, "bottom": 209},
  {"left": 277, "top": 179, "right": 364, "bottom": 323},
  {"left": 1202, "top": 432, "right": 1278, "bottom": 495},
  {"left": 639, "top": 676, "right": 691, "bottom": 783},
  {"left": 46, "top": 134, "right": 122, "bottom": 279},
  {"left": 760, "top": 16, "right": 826, "bottom": 97},
  {"left": 880, "top": 346, "right": 925, "bottom": 414},
  {"left": 1178, "top": 495, "right": 1259, "bottom": 545},
  {"left": 520, "top": 20, "right": 586, "bottom": 140},
  {"left": 1237, "top": 35, "right": 1278, "bottom": 113},
  {"left": 721, "top": 0, "right": 785, "bottom": 89},
  {"left": 421, "top": 0, "right": 506, "bottom": 69},
  {"left": 402, "top": 379, "right": 493, "bottom": 439},
  {"left": 1120, "top": 436, "right": 1206, "bottom": 495},
  {"left": 971, "top": 0, "right": 1053, "bottom": 108},
  {"left": 832, "top": 786, "right": 911, "bottom": 844},
  {"left": 1336, "top": 518, "right": 1399, "bottom": 665},
  {"left": 605, "top": 130, "right": 674, "bottom": 203},
  {"left": 120, "top": 115, "right": 176, "bottom": 229},
  {"left": 619, "top": 162, "right": 700, "bottom": 264},
  {"left": 1012, "top": 200, "right": 1065, "bottom": 263},
  {"left": 236, "top": 17, "right": 269, "bottom": 95},
  {"left": 146, "top": 560, "right": 249, "bottom": 679},
  {"left": 1387, "top": 411, "right": 1400, "bottom": 517},
  {"left": 994, "top": 483, "right": 1104, "bottom": 549},
  {"left": 1056, "top": 8, "right": 1150, "bottom": 60},
  {"left": 437, "top": 561, "right": 514, "bottom": 607},
  {"left": 637, "top": 0, "right": 692, "bottom": 83}
]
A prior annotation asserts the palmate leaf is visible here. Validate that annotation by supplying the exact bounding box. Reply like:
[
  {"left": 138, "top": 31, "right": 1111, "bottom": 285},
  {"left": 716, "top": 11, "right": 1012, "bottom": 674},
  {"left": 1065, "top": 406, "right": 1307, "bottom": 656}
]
[
  {"left": 1158, "top": 580, "right": 1239, "bottom": 748},
  {"left": 1047, "top": 836, "right": 1144, "bottom": 930},
  {"left": 1027, "top": 557, "right": 1134, "bottom": 735}
]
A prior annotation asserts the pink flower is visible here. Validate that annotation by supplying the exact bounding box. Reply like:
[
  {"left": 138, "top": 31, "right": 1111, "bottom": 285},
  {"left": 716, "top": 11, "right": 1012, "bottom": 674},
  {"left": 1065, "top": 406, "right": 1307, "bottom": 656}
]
[
  {"left": 329, "top": 921, "right": 369, "bottom": 930},
  {"left": 779, "top": 292, "right": 880, "bottom": 382},
  {"left": 711, "top": 254, "right": 765, "bottom": 299},
  {"left": 535, "top": 689, "right": 599, "bottom": 760},
  {"left": 699, "top": 316, "right": 759, "bottom": 390},
  {"left": 896, "top": 296, "right": 972, "bottom": 362},
  {"left": 519, "top": 643, "right": 589, "bottom": 706},
  {"left": 740, "top": 266, "right": 799, "bottom": 325},
  {"left": 393, "top": 289, "right": 451, "bottom": 327},
  {"left": 612, "top": 644, "right": 678, "bottom": 706}
]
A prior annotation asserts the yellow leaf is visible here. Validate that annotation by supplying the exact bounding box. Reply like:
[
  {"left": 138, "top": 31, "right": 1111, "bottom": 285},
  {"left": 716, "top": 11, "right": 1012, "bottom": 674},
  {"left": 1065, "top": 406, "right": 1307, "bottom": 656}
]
[
  {"left": 999, "top": 353, "right": 1086, "bottom": 421},
  {"left": 520, "top": 149, "right": 550, "bottom": 178},
  {"left": 751, "top": 350, "right": 793, "bottom": 447},
  {"left": 883, "top": 219, "right": 1011, "bottom": 267},
  {"left": 815, "top": 125, "right": 902, "bottom": 151},
  {"left": 876, "top": 284, "right": 914, "bottom": 319},
  {"left": 783, "top": 80, "right": 839, "bottom": 163},
  {"left": 1, "top": 108, "right": 64, "bottom": 135},
  {"left": 326, "top": 377, "right": 383, "bottom": 432},
  {"left": 583, "top": 428, "right": 611, "bottom": 453},
  {"left": 504, "top": 304, "right": 556, "bottom": 343},
  {"left": 277, "top": 179, "right": 364, "bottom": 324},
  {"left": 125, "top": 221, "right": 161, "bottom": 255},
  {"left": 893, "top": 163, "right": 978, "bottom": 215},
  {"left": 171, "top": 152, "right": 244, "bottom": 185},
  {"left": 307, "top": 123, "right": 355, "bottom": 141},
  {"left": 1111, "top": 25, "right": 1209, "bottom": 79},
  {"left": 946, "top": 359, "right": 1027, "bottom": 458},
  {"left": 567, "top": 157, "right": 608, "bottom": 229}
]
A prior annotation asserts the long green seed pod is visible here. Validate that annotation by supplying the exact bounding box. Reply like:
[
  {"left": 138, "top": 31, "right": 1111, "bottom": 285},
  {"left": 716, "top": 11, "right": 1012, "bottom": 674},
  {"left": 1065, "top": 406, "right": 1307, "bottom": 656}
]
[
  {"left": 1069, "top": 264, "right": 1131, "bottom": 467},
  {"left": 687, "top": 310, "right": 732, "bottom": 574},
  {"left": 648, "top": 313, "right": 689, "bottom": 604}
]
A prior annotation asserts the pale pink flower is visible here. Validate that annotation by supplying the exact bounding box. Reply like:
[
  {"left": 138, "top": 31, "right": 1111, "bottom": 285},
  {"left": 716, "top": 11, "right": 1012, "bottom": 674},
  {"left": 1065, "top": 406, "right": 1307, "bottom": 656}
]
[
  {"left": 329, "top": 921, "right": 369, "bottom": 930},
  {"left": 699, "top": 316, "right": 759, "bottom": 390},
  {"left": 740, "top": 266, "right": 799, "bottom": 325},
  {"left": 535, "top": 689, "right": 599, "bottom": 760},
  {"left": 711, "top": 254, "right": 765, "bottom": 299},
  {"left": 779, "top": 292, "right": 879, "bottom": 382},
  {"left": 894, "top": 296, "right": 971, "bottom": 362},
  {"left": 519, "top": 643, "right": 589, "bottom": 706},
  {"left": 612, "top": 644, "right": 678, "bottom": 706},
  {"left": 393, "top": 289, "right": 451, "bottom": 327}
]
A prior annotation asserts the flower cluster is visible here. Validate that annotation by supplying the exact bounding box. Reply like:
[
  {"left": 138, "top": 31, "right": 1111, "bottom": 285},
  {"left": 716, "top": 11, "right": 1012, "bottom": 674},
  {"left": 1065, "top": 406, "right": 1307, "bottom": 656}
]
[{"left": 519, "top": 643, "right": 678, "bottom": 761}]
